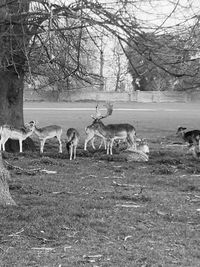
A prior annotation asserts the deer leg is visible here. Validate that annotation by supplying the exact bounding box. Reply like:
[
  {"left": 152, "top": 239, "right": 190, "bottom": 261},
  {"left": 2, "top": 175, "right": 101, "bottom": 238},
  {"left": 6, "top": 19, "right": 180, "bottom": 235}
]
[
  {"left": 98, "top": 138, "right": 103, "bottom": 149},
  {"left": 74, "top": 146, "right": 77, "bottom": 159},
  {"left": 103, "top": 138, "right": 107, "bottom": 150},
  {"left": 106, "top": 139, "right": 112, "bottom": 155},
  {"left": 110, "top": 139, "right": 114, "bottom": 155},
  {"left": 106, "top": 139, "right": 109, "bottom": 155},
  {"left": 1, "top": 138, "right": 7, "bottom": 151},
  {"left": 19, "top": 140, "right": 23, "bottom": 153},
  {"left": 70, "top": 146, "right": 73, "bottom": 160},
  {"left": 91, "top": 137, "right": 96, "bottom": 149},
  {"left": 84, "top": 134, "right": 95, "bottom": 150},
  {"left": 57, "top": 136, "right": 62, "bottom": 153},
  {"left": 2, "top": 140, "right": 6, "bottom": 151},
  {"left": 40, "top": 139, "right": 46, "bottom": 153},
  {"left": 84, "top": 140, "right": 88, "bottom": 151}
]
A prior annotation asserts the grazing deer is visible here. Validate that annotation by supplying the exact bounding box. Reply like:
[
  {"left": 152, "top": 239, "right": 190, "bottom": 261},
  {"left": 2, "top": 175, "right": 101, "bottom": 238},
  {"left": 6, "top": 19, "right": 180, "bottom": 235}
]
[
  {"left": 0, "top": 123, "right": 34, "bottom": 153},
  {"left": 66, "top": 128, "right": 80, "bottom": 160},
  {"left": 176, "top": 126, "right": 200, "bottom": 148},
  {"left": 29, "top": 121, "right": 62, "bottom": 153},
  {"left": 90, "top": 103, "right": 137, "bottom": 155}
]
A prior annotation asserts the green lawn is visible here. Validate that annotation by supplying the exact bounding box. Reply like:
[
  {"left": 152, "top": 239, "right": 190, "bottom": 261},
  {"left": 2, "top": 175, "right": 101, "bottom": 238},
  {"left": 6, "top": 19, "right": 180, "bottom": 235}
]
[{"left": 0, "top": 102, "right": 200, "bottom": 266}]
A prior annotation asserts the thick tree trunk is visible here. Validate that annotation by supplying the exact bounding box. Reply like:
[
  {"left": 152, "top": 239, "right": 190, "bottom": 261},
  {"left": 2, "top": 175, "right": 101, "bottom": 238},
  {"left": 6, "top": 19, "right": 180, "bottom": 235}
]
[
  {"left": 0, "top": 1, "right": 30, "bottom": 127},
  {"left": 0, "top": 152, "right": 16, "bottom": 206},
  {"left": 0, "top": 71, "right": 36, "bottom": 152},
  {"left": 0, "top": 71, "right": 24, "bottom": 127}
]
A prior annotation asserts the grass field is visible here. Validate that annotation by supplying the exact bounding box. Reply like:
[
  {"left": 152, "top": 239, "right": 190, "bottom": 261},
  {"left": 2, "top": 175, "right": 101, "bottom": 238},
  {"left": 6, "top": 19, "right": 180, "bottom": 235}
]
[{"left": 1, "top": 102, "right": 200, "bottom": 267}]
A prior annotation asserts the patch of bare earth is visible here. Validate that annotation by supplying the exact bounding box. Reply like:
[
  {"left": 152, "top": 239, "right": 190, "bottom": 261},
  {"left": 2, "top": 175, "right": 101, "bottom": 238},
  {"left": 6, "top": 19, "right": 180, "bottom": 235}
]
[{"left": 0, "top": 138, "right": 200, "bottom": 267}]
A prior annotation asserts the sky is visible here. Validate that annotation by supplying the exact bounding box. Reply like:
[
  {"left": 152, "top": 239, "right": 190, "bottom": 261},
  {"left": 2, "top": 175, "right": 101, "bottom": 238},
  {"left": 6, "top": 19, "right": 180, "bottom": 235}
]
[
  {"left": 129, "top": 0, "right": 200, "bottom": 31},
  {"left": 51, "top": 0, "right": 200, "bottom": 31}
]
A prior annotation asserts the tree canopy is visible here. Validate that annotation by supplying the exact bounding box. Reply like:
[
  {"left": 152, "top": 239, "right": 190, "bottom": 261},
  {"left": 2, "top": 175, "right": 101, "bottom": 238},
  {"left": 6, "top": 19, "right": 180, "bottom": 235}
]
[{"left": 0, "top": 0, "right": 200, "bottom": 93}]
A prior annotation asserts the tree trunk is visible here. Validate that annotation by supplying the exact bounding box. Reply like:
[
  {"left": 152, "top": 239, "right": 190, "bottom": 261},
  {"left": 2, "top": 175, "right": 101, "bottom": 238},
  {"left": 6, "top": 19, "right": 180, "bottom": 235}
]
[
  {"left": 0, "top": 152, "right": 16, "bottom": 206},
  {"left": 0, "top": 1, "right": 30, "bottom": 127},
  {"left": 0, "top": 71, "right": 24, "bottom": 127},
  {"left": 0, "top": 70, "right": 36, "bottom": 152},
  {"left": 0, "top": 71, "right": 36, "bottom": 152}
]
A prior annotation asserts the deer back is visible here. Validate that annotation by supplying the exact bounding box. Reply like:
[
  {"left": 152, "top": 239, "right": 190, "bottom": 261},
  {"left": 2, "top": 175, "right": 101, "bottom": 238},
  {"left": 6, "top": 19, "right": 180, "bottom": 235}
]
[
  {"left": 1, "top": 124, "right": 34, "bottom": 140},
  {"left": 34, "top": 125, "right": 62, "bottom": 138},
  {"left": 66, "top": 128, "right": 79, "bottom": 144},
  {"left": 92, "top": 120, "right": 135, "bottom": 138}
]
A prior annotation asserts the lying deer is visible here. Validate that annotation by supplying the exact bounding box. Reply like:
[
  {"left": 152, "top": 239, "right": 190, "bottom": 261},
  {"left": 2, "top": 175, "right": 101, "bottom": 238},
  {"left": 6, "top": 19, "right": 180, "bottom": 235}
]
[
  {"left": 0, "top": 123, "right": 34, "bottom": 153},
  {"left": 66, "top": 128, "right": 80, "bottom": 160},
  {"left": 125, "top": 139, "right": 149, "bottom": 162},
  {"left": 189, "top": 145, "right": 200, "bottom": 160},
  {"left": 176, "top": 126, "right": 200, "bottom": 148},
  {"left": 136, "top": 139, "right": 149, "bottom": 154},
  {"left": 29, "top": 121, "right": 62, "bottom": 153},
  {"left": 90, "top": 103, "right": 137, "bottom": 155}
]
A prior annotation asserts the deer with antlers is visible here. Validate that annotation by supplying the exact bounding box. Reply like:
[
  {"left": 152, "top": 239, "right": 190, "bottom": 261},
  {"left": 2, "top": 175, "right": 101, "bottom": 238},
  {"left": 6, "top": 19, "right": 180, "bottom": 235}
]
[
  {"left": 0, "top": 123, "right": 35, "bottom": 153},
  {"left": 87, "top": 103, "right": 137, "bottom": 155}
]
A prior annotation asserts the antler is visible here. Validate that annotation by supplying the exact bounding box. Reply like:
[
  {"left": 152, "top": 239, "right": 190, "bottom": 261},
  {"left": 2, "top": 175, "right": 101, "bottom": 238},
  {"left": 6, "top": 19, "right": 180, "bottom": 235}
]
[
  {"left": 91, "top": 102, "right": 113, "bottom": 120},
  {"left": 101, "top": 102, "right": 113, "bottom": 119}
]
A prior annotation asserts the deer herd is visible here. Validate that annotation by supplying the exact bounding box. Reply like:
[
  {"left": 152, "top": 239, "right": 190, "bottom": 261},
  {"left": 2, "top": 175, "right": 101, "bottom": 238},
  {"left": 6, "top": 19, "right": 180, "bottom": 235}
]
[{"left": 0, "top": 103, "right": 200, "bottom": 161}]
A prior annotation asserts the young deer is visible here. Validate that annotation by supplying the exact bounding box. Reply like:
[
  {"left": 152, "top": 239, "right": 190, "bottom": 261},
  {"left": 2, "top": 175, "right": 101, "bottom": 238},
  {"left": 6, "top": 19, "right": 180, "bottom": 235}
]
[
  {"left": 90, "top": 103, "right": 137, "bottom": 155},
  {"left": 176, "top": 126, "right": 200, "bottom": 148},
  {"left": 66, "top": 128, "right": 80, "bottom": 160},
  {"left": 29, "top": 121, "right": 62, "bottom": 153},
  {"left": 0, "top": 123, "right": 34, "bottom": 153}
]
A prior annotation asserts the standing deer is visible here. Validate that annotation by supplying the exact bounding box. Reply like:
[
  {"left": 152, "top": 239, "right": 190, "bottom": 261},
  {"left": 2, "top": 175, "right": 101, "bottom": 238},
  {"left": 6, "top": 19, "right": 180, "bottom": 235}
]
[
  {"left": 0, "top": 123, "right": 35, "bottom": 153},
  {"left": 89, "top": 103, "right": 137, "bottom": 155},
  {"left": 66, "top": 128, "right": 80, "bottom": 160},
  {"left": 84, "top": 124, "right": 106, "bottom": 151},
  {"left": 29, "top": 121, "right": 62, "bottom": 153}
]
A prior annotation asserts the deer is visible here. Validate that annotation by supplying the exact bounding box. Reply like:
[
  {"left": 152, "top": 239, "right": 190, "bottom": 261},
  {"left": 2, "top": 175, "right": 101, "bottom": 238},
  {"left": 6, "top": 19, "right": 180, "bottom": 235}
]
[
  {"left": 136, "top": 139, "right": 149, "bottom": 155},
  {"left": 125, "top": 138, "right": 149, "bottom": 153},
  {"left": 189, "top": 145, "right": 200, "bottom": 160},
  {"left": 84, "top": 124, "right": 127, "bottom": 151},
  {"left": 89, "top": 103, "right": 137, "bottom": 155},
  {"left": 84, "top": 124, "right": 106, "bottom": 151},
  {"left": 28, "top": 121, "right": 62, "bottom": 153},
  {"left": 176, "top": 126, "right": 200, "bottom": 149},
  {"left": 66, "top": 128, "right": 80, "bottom": 160},
  {"left": 0, "top": 123, "right": 35, "bottom": 153}
]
